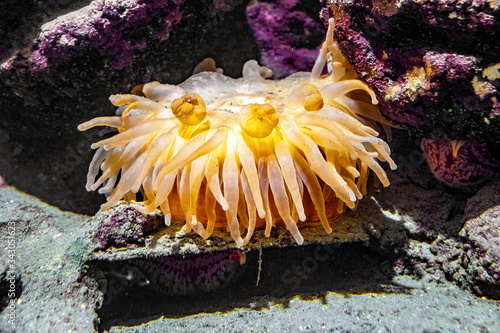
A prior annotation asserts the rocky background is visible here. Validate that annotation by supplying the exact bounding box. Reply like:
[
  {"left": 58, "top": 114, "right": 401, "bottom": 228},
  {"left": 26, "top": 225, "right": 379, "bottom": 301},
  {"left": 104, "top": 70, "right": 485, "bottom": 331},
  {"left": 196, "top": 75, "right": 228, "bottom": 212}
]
[
  {"left": 0, "top": 0, "right": 499, "bottom": 332},
  {"left": 324, "top": 0, "right": 500, "bottom": 186}
]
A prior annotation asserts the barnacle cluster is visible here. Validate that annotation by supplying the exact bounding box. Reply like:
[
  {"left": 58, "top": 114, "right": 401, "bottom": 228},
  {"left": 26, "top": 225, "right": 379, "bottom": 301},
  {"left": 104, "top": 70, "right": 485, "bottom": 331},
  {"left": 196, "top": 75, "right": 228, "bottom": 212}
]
[{"left": 79, "top": 19, "right": 396, "bottom": 246}]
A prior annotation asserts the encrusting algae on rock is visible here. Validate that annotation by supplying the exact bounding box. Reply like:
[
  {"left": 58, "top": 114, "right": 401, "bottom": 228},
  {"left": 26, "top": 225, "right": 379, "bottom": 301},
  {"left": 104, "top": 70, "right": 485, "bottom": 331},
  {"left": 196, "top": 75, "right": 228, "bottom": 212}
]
[{"left": 78, "top": 19, "right": 396, "bottom": 246}]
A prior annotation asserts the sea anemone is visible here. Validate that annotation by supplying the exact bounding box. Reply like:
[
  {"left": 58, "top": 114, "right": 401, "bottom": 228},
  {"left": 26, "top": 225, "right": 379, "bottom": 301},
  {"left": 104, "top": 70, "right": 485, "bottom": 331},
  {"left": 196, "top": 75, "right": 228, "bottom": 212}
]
[{"left": 79, "top": 19, "right": 396, "bottom": 246}]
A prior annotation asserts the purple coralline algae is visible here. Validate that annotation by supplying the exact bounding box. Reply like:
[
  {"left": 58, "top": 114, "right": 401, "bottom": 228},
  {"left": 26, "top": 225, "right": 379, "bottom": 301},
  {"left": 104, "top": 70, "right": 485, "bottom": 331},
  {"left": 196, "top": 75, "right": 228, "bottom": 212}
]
[
  {"left": 3, "top": 0, "right": 183, "bottom": 72},
  {"left": 92, "top": 204, "right": 161, "bottom": 249},
  {"left": 322, "top": 0, "right": 500, "bottom": 185},
  {"left": 323, "top": 0, "right": 499, "bottom": 129},
  {"left": 247, "top": 0, "right": 325, "bottom": 78},
  {"left": 132, "top": 249, "right": 246, "bottom": 295},
  {"left": 421, "top": 137, "right": 500, "bottom": 186}
]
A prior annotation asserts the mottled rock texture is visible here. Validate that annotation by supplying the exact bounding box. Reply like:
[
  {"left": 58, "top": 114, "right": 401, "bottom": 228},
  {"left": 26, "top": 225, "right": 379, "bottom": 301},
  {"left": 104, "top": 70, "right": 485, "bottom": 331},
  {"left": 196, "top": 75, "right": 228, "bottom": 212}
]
[
  {"left": 3, "top": 0, "right": 183, "bottom": 72},
  {"left": 460, "top": 180, "right": 500, "bottom": 297},
  {"left": 0, "top": 186, "right": 98, "bottom": 332},
  {"left": 91, "top": 204, "right": 162, "bottom": 249},
  {"left": 324, "top": 0, "right": 500, "bottom": 185},
  {"left": 391, "top": 178, "right": 500, "bottom": 298}
]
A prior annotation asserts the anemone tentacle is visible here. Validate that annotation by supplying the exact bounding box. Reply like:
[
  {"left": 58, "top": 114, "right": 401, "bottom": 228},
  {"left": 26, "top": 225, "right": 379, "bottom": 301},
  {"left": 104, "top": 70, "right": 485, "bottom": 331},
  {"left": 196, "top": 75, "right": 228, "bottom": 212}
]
[{"left": 79, "top": 18, "right": 396, "bottom": 245}]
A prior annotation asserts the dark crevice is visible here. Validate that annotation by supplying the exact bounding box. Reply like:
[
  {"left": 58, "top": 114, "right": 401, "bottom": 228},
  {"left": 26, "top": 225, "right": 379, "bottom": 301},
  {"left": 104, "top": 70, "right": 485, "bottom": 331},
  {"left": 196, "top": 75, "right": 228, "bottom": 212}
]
[
  {"left": 92, "top": 243, "right": 406, "bottom": 331},
  {"left": 356, "top": 5, "right": 500, "bottom": 62}
]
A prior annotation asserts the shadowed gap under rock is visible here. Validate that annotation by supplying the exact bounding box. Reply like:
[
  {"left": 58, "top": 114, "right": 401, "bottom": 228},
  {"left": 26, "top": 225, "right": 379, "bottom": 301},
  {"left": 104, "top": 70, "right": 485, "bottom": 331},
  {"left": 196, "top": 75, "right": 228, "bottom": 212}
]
[{"left": 91, "top": 242, "right": 410, "bottom": 331}]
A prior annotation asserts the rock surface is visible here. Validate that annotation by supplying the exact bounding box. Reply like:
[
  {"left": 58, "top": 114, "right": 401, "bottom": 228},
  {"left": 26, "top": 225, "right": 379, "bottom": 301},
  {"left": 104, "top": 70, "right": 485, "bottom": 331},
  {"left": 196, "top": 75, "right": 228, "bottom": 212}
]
[
  {"left": 460, "top": 180, "right": 500, "bottom": 298},
  {"left": 324, "top": 0, "right": 500, "bottom": 185},
  {"left": 247, "top": 0, "right": 325, "bottom": 78}
]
